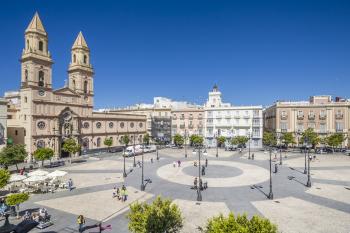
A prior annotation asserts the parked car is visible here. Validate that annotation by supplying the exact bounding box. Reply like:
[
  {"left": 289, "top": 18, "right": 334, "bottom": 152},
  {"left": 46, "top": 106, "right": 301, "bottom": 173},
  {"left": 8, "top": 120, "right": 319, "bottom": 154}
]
[{"left": 225, "top": 145, "right": 237, "bottom": 151}]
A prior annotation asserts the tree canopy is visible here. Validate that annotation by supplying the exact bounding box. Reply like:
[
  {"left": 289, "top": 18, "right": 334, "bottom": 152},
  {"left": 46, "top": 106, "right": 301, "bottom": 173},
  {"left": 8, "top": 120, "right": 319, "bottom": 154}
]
[
  {"left": 127, "top": 196, "right": 183, "bottom": 233},
  {"left": 231, "top": 136, "right": 248, "bottom": 146},
  {"left": 326, "top": 133, "right": 345, "bottom": 149},
  {"left": 33, "top": 147, "right": 54, "bottom": 166},
  {"left": 120, "top": 135, "right": 130, "bottom": 147},
  {"left": 301, "top": 128, "right": 320, "bottom": 148},
  {"left": 203, "top": 212, "right": 277, "bottom": 233},
  {"left": 143, "top": 133, "right": 150, "bottom": 145},
  {"left": 217, "top": 136, "right": 226, "bottom": 147},
  {"left": 281, "top": 132, "right": 295, "bottom": 147},
  {"left": 0, "top": 144, "right": 27, "bottom": 170},
  {"left": 191, "top": 135, "right": 204, "bottom": 147},
  {"left": 0, "top": 169, "right": 10, "bottom": 189},
  {"left": 104, "top": 137, "right": 113, "bottom": 151},
  {"left": 62, "top": 138, "right": 81, "bottom": 158},
  {"left": 174, "top": 134, "right": 184, "bottom": 146},
  {"left": 263, "top": 132, "right": 276, "bottom": 147}
]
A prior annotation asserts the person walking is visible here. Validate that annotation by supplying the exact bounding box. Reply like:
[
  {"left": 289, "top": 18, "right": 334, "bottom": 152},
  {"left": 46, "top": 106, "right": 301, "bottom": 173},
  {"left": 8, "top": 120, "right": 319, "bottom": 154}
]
[
  {"left": 124, "top": 187, "right": 128, "bottom": 201},
  {"left": 201, "top": 165, "right": 205, "bottom": 176},
  {"left": 77, "top": 215, "right": 85, "bottom": 232},
  {"left": 116, "top": 187, "right": 121, "bottom": 200},
  {"left": 68, "top": 178, "right": 74, "bottom": 191},
  {"left": 194, "top": 177, "right": 198, "bottom": 189},
  {"left": 177, "top": 160, "right": 181, "bottom": 167},
  {"left": 173, "top": 161, "right": 176, "bottom": 167},
  {"left": 205, "top": 158, "right": 208, "bottom": 167}
]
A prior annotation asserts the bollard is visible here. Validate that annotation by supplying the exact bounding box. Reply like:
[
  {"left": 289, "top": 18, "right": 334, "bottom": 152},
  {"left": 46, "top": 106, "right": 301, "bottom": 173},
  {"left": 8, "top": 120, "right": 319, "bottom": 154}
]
[
  {"left": 274, "top": 163, "right": 278, "bottom": 173},
  {"left": 252, "top": 153, "right": 254, "bottom": 160}
]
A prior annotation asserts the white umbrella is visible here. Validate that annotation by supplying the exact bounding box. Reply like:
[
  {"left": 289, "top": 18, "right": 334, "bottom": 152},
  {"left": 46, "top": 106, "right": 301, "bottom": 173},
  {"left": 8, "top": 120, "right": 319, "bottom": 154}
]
[
  {"left": 9, "top": 174, "right": 27, "bottom": 183},
  {"left": 27, "top": 170, "right": 49, "bottom": 177},
  {"left": 24, "top": 175, "right": 49, "bottom": 183},
  {"left": 47, "top": 170, "right": 67, "bottom": 178}
]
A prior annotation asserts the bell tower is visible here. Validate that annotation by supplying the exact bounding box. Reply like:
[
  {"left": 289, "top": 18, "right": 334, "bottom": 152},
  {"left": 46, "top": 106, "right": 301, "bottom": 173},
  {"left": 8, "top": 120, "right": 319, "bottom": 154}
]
[
  {"left": 68, "top": 32, "right": 94, "bottom": 103},
  {"left": 21, "top": 12, "right": 53, "bottom": 89}
]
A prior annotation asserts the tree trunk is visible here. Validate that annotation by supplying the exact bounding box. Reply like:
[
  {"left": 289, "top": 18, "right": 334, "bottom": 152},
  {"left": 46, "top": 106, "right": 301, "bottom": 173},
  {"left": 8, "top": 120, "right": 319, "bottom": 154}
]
[
  {"left": 15, "top": 164, "right": 19, "bottom": 172},
  {"left": 42, "top": 160, "right": 44, "bottom": 167}
]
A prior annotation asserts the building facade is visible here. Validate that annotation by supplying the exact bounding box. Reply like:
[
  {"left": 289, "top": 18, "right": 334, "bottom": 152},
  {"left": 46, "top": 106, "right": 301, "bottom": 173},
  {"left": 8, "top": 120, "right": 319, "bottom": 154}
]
[
  {"left": 171, "top": 108, "right": 205, "bottom": 138},
  {"left": 204, "top": 85, "right": 263, "bottom": 148},
  {"left": 5, "top": 13, "right": 146, "bottom": 159},
  {"left": 0, "top": 98, "right": 7, "bottom": 150},
  {"left": 264, "top": 95, "right": 350, "bottom": 147}
]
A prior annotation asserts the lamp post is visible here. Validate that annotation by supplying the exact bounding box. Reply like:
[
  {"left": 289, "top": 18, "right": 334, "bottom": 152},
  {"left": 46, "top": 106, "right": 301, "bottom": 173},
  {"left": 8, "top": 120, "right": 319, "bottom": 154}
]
[
  {"left": 268, "top": 146, "right": 274, "bottom": 199},
  {"left": 123, "top": 146, "right": 127, "bottom": 178},
  {"left": 184, "top": 130, "right": 187, "bottom": 158},
  {"left": 193, "top": 145, "right": 208, "bottom": 202},
  {"left": 133, "top": 134, "right": 136, "bottom": 167},
  {"left": 248, "top": 131, "right": 251, "bottom": 159},
  {"left": 306, "top": 145, "right": 312, "bottom": 187},
  {"left": 156, "top": 139, "right": 159, "bottom": 161},
  {"left": 215, "top": 132, "right": 219, "bottom": 158},
  {"left": 277, "top": 130, "right": 282, "bottom": 165},
  {"left": 141, "top": 142, "right": 145, "bottom": 191},
  {"left": 303, "top": 137, "right": 308, "bottom": 174}
]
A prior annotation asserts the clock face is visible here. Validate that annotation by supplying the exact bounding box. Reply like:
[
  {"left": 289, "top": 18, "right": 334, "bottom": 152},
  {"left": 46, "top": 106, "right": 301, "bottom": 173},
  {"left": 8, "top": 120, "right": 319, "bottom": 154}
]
[
  {"left": 38, "top": 90, "right": 45, "bottom": 96},
  {"left": 62, "top": 111, "right": 72, "bottom": 121}
]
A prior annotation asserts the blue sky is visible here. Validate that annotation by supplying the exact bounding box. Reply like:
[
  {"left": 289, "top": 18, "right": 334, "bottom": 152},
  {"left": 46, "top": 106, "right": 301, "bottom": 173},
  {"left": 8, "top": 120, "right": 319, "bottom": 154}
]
[{"left": 0, "top": 0, "right": 349, "bottom": 108}]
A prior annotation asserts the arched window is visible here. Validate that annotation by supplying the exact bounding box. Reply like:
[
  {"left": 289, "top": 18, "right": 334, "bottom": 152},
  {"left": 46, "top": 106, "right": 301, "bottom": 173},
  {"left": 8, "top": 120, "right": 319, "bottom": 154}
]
[
  {"left": 83, "top": 55, "right": 87, "bottom": 64},
  {"left": 25, "top": 69, "right": 28, "bottom": 82},
  {"left": 73, "top": 80, "right": 76, "bottom": 90},
  {"left": 39, "top": 41, "right": 44, "bottom": 52},
  {"left": 73, "top": 54, "right": 76, "bottom": 63},
  {"left": 38, "top": 71, "right": 44, "bottom": 87},
  {"left": 26, "top": 40, "right": 29, "bottom": 50},
  {"left": 37, "top": 140, "right": 45, "bottom": 148},
  {"left": 84, "top": 81, "right": 88, "bottom": 94},
  {"left": 96, "top": 137, "right": 101, "bottom": 147}
]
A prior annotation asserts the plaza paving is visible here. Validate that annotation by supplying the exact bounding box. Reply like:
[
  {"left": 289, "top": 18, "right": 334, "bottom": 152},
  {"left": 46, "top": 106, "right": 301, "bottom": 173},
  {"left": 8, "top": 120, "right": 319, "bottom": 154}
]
[{"left": 7, "top": 148, "right": 350, "bottom": 233}]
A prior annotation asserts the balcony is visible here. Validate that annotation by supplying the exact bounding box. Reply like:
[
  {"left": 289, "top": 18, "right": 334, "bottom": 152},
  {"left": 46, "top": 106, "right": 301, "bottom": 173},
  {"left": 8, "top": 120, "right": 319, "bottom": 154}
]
[
  {"left": 243, "top": 115, "right": 250, "bottom": 119},
  {"left": 280, "top": 115, "right": 288, "bottom": 120},
  {"left": 308, "top": 114, "right": 315, "bottom": 120},
  {"left": 335, "top": 114, "right": 343, "bottom": 119},
  {"left": 188, "top": 125, "right": 194, "bottom": 129},
  {"left": 172, "top": 125, "right": 177, "bottom": 128},
  {"left": 189, "top": 116, "right": 194, "bottom": 120},
  {"left": 319, "top": 114, "right": 326, "bottom": 120},
  {"left": 216, "top": 115, "right": 222, "bottom": 119},
  {"left": 297, "top": 115, "right": 304, "bottom": 120},
  {"left": 172, "top": 116, "right": 177, "bottom": 120},
  {"left": 336, "top": 128, "right": 344, "bottom": 133},
  {"left": 234, "top": 115, "right": 241, "bottom": 119},
  {"left": 180, "top": 124, "right": 185, "bottom": 129}
]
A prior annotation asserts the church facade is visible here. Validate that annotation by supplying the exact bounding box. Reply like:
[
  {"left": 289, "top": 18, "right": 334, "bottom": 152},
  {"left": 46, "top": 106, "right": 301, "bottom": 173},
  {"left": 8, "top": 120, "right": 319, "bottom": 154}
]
[{"left": 6, "top": 13, "right": 147, "bottom": 160}]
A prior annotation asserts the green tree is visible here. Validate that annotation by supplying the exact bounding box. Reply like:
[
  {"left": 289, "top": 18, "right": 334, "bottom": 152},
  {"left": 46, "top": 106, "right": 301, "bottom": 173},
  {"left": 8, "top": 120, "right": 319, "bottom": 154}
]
[
  {"left": 0, "top": 144, "right": 27, "bottom": 171},
  {"left": 263, "top": 132, "right": 277, "bottom": 147},
  {"left": 0, "top": 169, "right": 10, "bottom": 189},
  {"left": 120, "top": 135, "right": 130, "bottom": 147},
  {"left": 281, "top": 132, "right": 296, "bottom": 148},
  {"left": 326, "top": 133, "right": 345, "bottom": 150},
  {"left": 62, "top": 138, "right": 81, "bottom": 162},
  {"left": 217, "top": 136, "right": 226, "bottom": 147},
  {"left": 33, "top": 147, "right": 54, "bottom": 167},
  {"left": 6, "top": 193, "right": 30, "bottom": 219},
  {"left": 173, "top": 134, "right": 184, "bottom": 147},
  {"left": 231, "top": 136, "right": 249, "bottom": 147},
  {"left": 127, "top": 196, "right": 183, "bottom": 233},
  {"left": 202, "top": 212, "right": 277, "bottom": 233},
  {"left": 104, "top": 137, "right": 113, "bottom": 152},
  {"left": 301, "top": 128, "right": 320, "bottom": 149},
  {"left": 192, "top": 135, "right": 204, "bottom": 147},
  {"left": 143, "top": 133, "right": 150, "bottom": 145}
]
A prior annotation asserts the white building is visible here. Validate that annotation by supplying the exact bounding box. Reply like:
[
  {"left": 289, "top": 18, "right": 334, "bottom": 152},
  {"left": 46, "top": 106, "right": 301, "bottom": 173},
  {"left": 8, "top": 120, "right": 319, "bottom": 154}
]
[
  {"left": 204, "top": 85, "right": 263, "bottom": 148},
  {"left": 0, "top": 98, "right": 7, "bottom": 150}
]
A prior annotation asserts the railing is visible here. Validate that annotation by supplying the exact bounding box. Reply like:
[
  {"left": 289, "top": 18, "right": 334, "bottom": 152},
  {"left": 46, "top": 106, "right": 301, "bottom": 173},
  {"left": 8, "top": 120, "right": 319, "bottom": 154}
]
[
  {"left": 280, "top": 115, "right": 288, "bottom": 120},
  {"left": 297, "top": 115, "right": 304, "bottom": 120},
  {"left": 319, "top": 115, "right": 326, "bottom": 120},
  {"left": 188, "top": 125, "right": 194, "bottom": 129},
  {"left": 308, "top": 114, "right": 315, "bottom": 120},
  {"left": 335, "top": 114, "right": 343, "bottom": 119},
  {"left": 243, "top": 115, "right": 250, "bottom": 119},
  {"left": 234, "top": 115, "right": 240, "bottom": 119},
  {"left": 180, "top": 124, "right": 185, "bottom": 129}
]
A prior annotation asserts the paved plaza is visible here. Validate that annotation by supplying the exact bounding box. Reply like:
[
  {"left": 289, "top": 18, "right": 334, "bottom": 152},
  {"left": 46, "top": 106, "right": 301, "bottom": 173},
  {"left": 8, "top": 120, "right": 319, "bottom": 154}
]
[{"left": 11, "top": 148, "right": 350, "bottom": 233}]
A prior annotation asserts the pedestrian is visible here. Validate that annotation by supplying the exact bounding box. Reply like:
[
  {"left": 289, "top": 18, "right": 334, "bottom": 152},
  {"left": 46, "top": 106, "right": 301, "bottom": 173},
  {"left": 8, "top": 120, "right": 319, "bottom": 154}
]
[
  {"left": 252, "top": 153, "right": 254, "bottom": 160},
  {"left": 194, "top": 161, "right": 197, "bottom": 167},
  {"left": 177, "top": 160, "right": 181, "bottom": 167},
  {"left": 205, "top": 158, "right": 208, "bottom": 167},
  {"left": 194, "top": 177, "right": 198, "bottom": 189},
  {"left": 77, "top": 215, "right": 85, "bottom": 232},
  {"left": 201, "top": 165, "right": 205, "bottom": 176},
  {"left": 173, "top": 161, "right": 176, "bottom": 167},
  {"left": 199, "top": 178, "right": 203, "bottom": 190},
  {"left": 116, "top": 187, "right": 121, "bottom": 200},
  {"left": 124, "top": 187, "right": 128, "bottom": 201},
  {"left": 120, "top": 188, "right": 125, "bottom": 202}
]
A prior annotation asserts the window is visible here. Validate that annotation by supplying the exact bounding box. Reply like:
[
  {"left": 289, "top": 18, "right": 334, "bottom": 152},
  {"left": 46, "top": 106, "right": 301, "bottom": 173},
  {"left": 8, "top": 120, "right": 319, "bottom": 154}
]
[
  {"left": 280, "top": 122, "right": 288, "bottom": 131},
  {"left": 297, "top": 123, "right": 304, "bottom": 132},
  {"left": 25, "top": 69, "right": 28, "bottom": 82},
  {"left": 73, "top": 54, "right": 76, "bottom": 63},
  {"left": 37, "top": 140, "right": 45, "bottom": 148},
  {"left": 83, "top": 122, "right": 89, "bottom": 129},
  {"left": 130, "top": 122, "right": 134, "bottom": 128},
  {"left": 73, "top": 80, "right": 76, "bottom": 90},
  {"left": 308, "top": 122, "right": 315, "bottom": 129},
  {"left": 139, "top": 122, "right": 143, "bottom": 128},
  {"left": 84, "top": 81, "right": 88, "bottom": 94},
  {"left": 39, "top": 41, "right": 43, "bottom": 51},
  {"left": 335, "top": 122, "right": 344, "bottom": 132},
  {"left": 120, "top": 122, "right": 125, "bottom": 128},
  {"left": 96, "top": 137, "right": 101, "bottom": 147},
  {"left": 109, "top": 122, "right": 114, "bottom": 128},
  {"left": 38, "top": 71, "right": 44, "bottom": 87},
  {"left": 319, "top": 123, "right": 326, "bottom": 133},
  {"left": 37, "top": 121, "right": 46, "bottom": 129},
  {"left": 15, "top": 130, "right": 18, "bottom": 136},
  {"left": 96, "top": 122, "right": 102, "bottom": 129},
  {"left": 26, "top": 40, "right": 29, "bottom": 49},
  {"left": 84, "top": 55, "right": 87, "bottom": 64},
  {"left": 24, "top": 97, "right": 27, "bottom": 103}
]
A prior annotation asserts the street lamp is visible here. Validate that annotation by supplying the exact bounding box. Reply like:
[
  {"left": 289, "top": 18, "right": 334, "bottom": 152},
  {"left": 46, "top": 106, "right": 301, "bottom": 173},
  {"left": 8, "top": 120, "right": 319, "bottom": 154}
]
[
  {"left": 248, "top": 131, "right": 251, "bottom": 160},
  {"left": 215, "top": 132, "right": 219, "bottom": 158},
  {"left": 123, "top": 147, "right": 127, "bottom": 178},
  {"left": 303, "top": 137, "right": 308, "bottom": 174},
  {"left": 133, "top": 134, "right": 136, "bottom": 167},
  {"left": 156, "top": 139, "right": 159, "bottom": 161},
  {"left": 193, "top": 145, "right": 208, "bottom": 201},
  {"left": 268, "top": 146, "right": 274, "bottom": 200},
  {"left": 184, "top": 130, "right": 188, "bottom": 158},
  {"left": 276, "top": 130, "right": 282, "bottom": 165},
  {"left": 141, "top": 142, "right": 145, "bottom": 191}
]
